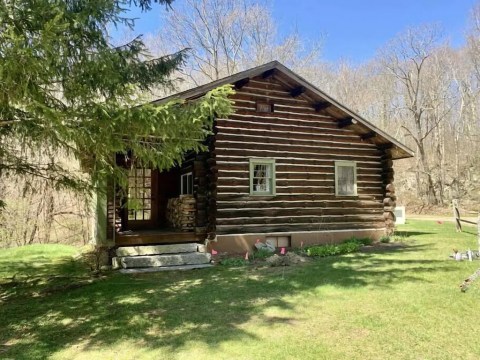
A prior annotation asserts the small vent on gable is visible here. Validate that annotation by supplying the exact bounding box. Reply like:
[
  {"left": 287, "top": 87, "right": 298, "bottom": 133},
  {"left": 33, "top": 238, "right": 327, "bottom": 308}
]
[{"left": 256, "top": 102, "right": 274, "bottom": 113}]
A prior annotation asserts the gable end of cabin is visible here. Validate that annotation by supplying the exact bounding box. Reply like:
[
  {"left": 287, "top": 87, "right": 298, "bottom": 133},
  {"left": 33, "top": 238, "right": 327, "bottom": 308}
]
[{"left": 206, "top": 73, "right": 397, "bottom": 252}]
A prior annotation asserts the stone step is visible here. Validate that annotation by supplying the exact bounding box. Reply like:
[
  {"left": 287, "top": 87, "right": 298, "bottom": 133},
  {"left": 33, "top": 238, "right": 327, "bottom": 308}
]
[
  {"left": 116, "top": 243, "right": 204, "bottom": 257},
  {"left": 119, "top": 263, "right": 214, "bottom": 274},
  {"left": 113, "top": 252, "right": 211, "bottom": 269}
]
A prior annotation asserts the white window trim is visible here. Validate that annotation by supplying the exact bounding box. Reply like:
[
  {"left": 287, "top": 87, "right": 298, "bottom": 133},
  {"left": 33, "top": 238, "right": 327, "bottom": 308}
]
[
  {"left": 335, "top": 161, "right": 357, "bottom": 196},
  {"left": 249, "top": 158, "right": 276, "bottom": 196},
  {"left": 181, "top": 172, "right": 193, "bottom": 195}
]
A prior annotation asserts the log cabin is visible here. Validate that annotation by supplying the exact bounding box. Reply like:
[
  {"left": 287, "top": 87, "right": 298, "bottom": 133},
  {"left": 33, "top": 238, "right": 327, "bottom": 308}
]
[{"left": 102, "top": 61, "right": 414, "bottom": 254}]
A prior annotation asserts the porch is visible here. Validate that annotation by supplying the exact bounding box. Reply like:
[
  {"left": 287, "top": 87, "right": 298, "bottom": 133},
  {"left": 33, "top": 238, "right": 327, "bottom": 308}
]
[{"left": 106, "top": 152, "right": 209, "bottom": 246}]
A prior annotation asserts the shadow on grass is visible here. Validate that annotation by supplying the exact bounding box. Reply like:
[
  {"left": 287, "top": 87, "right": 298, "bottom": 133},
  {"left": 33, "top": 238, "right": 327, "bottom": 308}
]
[
  {"left": 0, "top": 243, "right": 456, "bottom": 359},
  {"left": 394, "top": 230, "right": 434, "bottom": 238}
]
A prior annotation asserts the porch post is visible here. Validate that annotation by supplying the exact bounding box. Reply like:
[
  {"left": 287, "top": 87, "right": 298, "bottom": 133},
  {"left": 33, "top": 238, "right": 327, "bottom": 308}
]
[{"left": 91, "top": 177, "right": 108, "bottom": 246}]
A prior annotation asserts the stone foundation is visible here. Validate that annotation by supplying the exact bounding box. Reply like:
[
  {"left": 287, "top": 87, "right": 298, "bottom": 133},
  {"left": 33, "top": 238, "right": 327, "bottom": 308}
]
[{"left": 209, "top": 228, "right": 386, "bottom": 254}]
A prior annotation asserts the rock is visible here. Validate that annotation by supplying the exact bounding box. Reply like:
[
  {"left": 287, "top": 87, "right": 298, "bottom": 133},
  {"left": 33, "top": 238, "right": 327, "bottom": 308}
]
[
  {"left": 118, "top": 252, "right": 212, "bottom": 269},
  {"left": 116, "top": 243, "right": 199, "bottom": 257},
  {"left": 265, "top": 252, "right": 307, "bottom": 267},
  {"left": 255, "top": 242, "right": 275, "bottom": 252}
]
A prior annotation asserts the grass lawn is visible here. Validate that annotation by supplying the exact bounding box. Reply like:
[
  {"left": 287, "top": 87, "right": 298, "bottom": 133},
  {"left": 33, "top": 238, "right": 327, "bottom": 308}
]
[{"left": 1, "top": 220, "right": 480, "bottom": 359}]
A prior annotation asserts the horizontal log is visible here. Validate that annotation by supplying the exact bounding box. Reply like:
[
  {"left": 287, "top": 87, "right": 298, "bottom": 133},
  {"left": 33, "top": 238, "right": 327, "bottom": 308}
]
[
  {"left": 213, "top": 148, "right": 380, "bottom": 162},
  {"left": 214, "top": 158, "right": 383, "bottom": 170},
  {"left": 383, "top": 198, "right": 395, "bottom": 207},
  {"left": 216, "top": 207, "right": 383, "bottom": 218},
  {"left": 214, "top": 139, "right": 381, "bottom": 157},
  {"left": 383, "top": 211, "right": 395, "bottom": 220},
  {"left": 233, "top": 97, "right": 332, "bottom": 118},
  {"left": 229, "top": 108, "right": 337, "bottom": 126},
  {"left": 217, "top": 118, "right": 359, "bottom": 137},
  {"left": 216, "top": 172, "right": 382, "bottom": 181},
  {"left": 216, "top": 214, "right": 383, "bottom": 226},
  {"left": 386, "top": 183, "right": 395, "bottom": 192},
  {"left": 215, "top": 222, "right": 385, "bottom": 235},
  {"left": 246, "top": 78, "right": 282, "bottom": 87},
  {"left": 216, "top": 123, "right": 367, "bottom": 144},
  {"left": 216, "top": 193, "right": 383, "bottom": 202},
  {"left": 231, "top": 91, "right": 310, "bottom": 105},
  {"left": 216, "top": 178, "right": 382, "bottom": 188},
  {"left": 216, "top": 132, "right": 377, "bottom": 150},
  {"left": 216, "top": 199, "right": 383, "bottom": 209},
  {"left": 381, "top": 159, "right": 393, "bottom": 168},
  {"left": 216, "top": 185, "right": 384, "bottom": 196}
]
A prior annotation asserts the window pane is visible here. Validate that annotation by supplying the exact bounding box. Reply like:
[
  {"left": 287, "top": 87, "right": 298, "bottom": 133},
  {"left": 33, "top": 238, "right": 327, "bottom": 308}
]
[
  {"left": 144, "top": 188, "right": 151, "bottom": 199},
  {"left": 182, "top": 175, "right": 187, "bottom": 194},
  {"left": 143, "top": 210, "right": 151, "bottom": 220},
  {"left": 338, "top": 165, "right": 355, "bottom": 195},
  {"left": 181, "top": 173, "right": 193, "bottom": 195},
  {"left": 145, "top": 176, "right": 151, "bottom": 187},
  {"left": 188, "top": 174, "right": 193, "bottom": 194},
  {"left": 144, "top": 199, "right": 151, "bottom": 209},
  {"left": 252, "top": 163, "right": 272, "bottom": 193}
]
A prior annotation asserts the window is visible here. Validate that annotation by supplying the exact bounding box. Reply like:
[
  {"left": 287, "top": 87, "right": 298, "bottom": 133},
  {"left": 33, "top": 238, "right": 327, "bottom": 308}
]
[
  {"left": 181, "top": 172, "right": 193, "bottom": 195},
  {"left": 266, "top": 236, "right": 291, "bottom": 248},
  {"left": 249, "top": 158, "right": 276, "bottom": 195},
  {"left": 335, "top": 161, "right": 357, "bottom": 196},
  {"left": 127, "top": 168, "right": 152, "bottom": 221}
]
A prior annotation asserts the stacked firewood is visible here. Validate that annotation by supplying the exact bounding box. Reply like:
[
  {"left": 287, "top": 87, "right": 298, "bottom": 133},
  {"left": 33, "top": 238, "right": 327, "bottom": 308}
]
[{"left": 166, "top": 195, "right": 196, "bottom": 231}]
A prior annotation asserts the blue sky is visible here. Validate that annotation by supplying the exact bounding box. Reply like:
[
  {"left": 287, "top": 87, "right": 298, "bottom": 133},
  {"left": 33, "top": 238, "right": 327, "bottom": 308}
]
[{"left": 124, "top": 0, "right": 477, "bottom": 63}]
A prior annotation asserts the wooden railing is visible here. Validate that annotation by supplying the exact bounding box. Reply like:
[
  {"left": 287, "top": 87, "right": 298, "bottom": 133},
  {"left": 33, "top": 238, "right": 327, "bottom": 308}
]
[
  {"left": 453, "top": 200, "right": 480, "bottom": 291},
  {"left": 452, "top": 199, "right": 480, "bottom": 253}
]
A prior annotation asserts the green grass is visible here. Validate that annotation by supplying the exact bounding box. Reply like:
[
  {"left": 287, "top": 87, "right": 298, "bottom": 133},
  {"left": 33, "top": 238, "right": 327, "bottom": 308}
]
[{"left": 1, "top": 220, "right": 480, "bottom": 359}]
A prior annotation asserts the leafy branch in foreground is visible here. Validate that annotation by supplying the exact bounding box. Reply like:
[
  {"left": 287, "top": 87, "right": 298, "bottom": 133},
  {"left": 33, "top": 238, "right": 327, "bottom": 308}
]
[{"left": 0, "top": 0, "right": 233, "bottom": 200}]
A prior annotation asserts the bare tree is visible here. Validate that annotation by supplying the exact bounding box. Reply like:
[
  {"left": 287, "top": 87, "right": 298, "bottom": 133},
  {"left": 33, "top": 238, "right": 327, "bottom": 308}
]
[
  {"left": 379, "top": 24, "right": 445, "bottom": 205},
  {"left": 146, "top": 0, "right": 322, "bottom": 87}
]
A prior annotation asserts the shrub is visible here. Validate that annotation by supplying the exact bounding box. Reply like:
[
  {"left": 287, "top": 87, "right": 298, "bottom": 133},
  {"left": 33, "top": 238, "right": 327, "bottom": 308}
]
[
  {"left": 380, "top": 236, "right": 391, "bottom": 243},
  {"left": 306, "top": 240, "right": 362, "bottom": 257},
  {"left": 252, "top": 248, "right": 274, "bottom": 260}
]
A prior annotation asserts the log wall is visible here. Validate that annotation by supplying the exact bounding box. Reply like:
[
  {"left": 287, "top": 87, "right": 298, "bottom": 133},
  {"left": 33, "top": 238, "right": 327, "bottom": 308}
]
[{"left": 210, "top": 76, "right": 389, "bottom": 236}]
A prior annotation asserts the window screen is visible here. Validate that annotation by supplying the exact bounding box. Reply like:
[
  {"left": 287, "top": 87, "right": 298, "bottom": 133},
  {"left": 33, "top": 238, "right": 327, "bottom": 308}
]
[{"left": 335, "top": 162, "right": 357, "bottom": 196}]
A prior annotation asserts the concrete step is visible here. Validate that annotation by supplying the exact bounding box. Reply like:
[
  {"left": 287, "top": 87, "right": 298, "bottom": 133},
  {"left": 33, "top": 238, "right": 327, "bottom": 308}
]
[
  {"left": 116, "top": 243, "right": 205, "bottom": 257},
  {"left": 113, "top": 252, "right": 211, "bottom": 269},
  {"left": 119, "top": 264, "right": 214, "bottom": 274}
]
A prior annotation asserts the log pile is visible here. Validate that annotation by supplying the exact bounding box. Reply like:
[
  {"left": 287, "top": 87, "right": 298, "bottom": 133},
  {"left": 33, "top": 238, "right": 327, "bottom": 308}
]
[{"left": 166, "top": 195, "right": 196, "bottom": 231}]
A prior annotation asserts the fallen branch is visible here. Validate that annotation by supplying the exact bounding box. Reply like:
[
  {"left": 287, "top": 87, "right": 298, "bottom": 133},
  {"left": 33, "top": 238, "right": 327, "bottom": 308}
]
[{"left": 460, "top": 268, "right": 480, "bottom": 292}]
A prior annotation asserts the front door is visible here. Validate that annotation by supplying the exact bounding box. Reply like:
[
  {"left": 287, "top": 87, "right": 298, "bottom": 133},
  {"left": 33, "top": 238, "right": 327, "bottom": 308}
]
[{"left": 126, "top": 167, "right": 158, "bottom": 230}]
